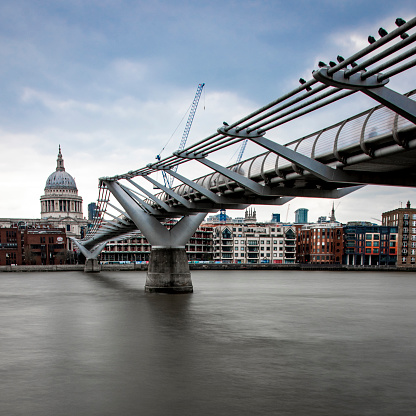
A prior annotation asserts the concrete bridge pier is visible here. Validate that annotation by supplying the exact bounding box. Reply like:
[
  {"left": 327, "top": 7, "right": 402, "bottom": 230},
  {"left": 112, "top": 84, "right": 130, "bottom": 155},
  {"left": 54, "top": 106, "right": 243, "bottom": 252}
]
[
  {"left": 71, "top": 239, "right": 107, "bottom": 273},
  {"left": 105, "top": 180, "right": 206, "bottom": 293},
  {"left": 146, "top": 247, "right": 193, "bottom": 293},
  {"left": 84, "top": 258, "right": 101, "bottom": 273}
]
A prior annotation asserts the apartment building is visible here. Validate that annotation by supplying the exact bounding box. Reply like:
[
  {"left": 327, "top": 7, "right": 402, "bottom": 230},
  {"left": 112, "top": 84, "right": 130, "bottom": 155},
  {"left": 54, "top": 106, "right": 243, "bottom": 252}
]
[
  {"left": 211, "top": 223, "right": 296, "bottom": 264},
  {"left": 296, "top": 222, "right": 343, "bottom": 264},
  {"left": 343, "top": 222, "right": 398, "bottom": 266},
  {"left": 100, "top": 226, "right": 214, "bottom": 263},
  {"left": 382, "top": 201, "right": 416, "bottom": 267}
]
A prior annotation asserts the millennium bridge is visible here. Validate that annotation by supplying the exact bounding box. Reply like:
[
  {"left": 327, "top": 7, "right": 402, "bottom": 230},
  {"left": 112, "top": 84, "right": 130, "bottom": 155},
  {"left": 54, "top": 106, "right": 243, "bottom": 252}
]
[{"left": 73, "top": 17, "right": 416, "bottom": 292}]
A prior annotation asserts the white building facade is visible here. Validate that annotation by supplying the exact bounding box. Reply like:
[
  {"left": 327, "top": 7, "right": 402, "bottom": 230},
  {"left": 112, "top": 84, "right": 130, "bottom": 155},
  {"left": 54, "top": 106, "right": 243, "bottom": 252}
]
[{"left": 210, "top": 223, "right": 297, "bottom": 264}]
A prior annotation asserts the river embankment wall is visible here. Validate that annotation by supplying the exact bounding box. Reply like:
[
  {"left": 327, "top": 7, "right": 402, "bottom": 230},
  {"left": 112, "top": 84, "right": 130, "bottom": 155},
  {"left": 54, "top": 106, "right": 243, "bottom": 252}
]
[{"left": 1, "top": 264, "right": 415, "bottom": 272}]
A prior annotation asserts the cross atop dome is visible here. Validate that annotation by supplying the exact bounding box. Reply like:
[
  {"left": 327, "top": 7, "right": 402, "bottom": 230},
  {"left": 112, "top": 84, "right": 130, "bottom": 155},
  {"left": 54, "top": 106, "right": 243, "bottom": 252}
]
[{"left": 56, "top": 145, "right": 65, "bottom": 172}]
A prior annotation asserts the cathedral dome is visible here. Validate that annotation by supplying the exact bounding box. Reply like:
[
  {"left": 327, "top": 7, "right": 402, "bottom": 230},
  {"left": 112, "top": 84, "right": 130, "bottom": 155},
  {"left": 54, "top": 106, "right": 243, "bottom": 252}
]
[
  {"left": 44, "top": 146, "right": 78, "bottom": 191},
  {"left": 45, "top": 170, "right": 77, "bottom": 190}
]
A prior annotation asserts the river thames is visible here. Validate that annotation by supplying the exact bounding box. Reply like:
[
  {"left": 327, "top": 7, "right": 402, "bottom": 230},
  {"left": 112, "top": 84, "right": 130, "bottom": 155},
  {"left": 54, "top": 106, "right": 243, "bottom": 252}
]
[{"left": 1, "top": 270, "right": 416, "bottom": 415}]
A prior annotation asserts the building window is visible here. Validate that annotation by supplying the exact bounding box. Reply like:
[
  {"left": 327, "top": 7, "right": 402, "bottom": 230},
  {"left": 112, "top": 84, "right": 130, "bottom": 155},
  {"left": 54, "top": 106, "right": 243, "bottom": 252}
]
[
  {"left": 365, "top": 248, "right": 371, "bottom": 253},
  {"left": 67, "top": 225, "right": 71, "bottom": 232}
]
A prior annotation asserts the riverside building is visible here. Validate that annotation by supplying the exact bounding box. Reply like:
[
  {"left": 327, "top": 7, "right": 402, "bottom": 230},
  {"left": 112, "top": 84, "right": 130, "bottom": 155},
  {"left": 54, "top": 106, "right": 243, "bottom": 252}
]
[
  {"left": 382, "top": 201, "right": 416, "bottom": 267},
  {"left": 0, "top": 225, "right": 67, "bottom": 266},
  {"left": 210, "top": 222, "right": 296, "bottom": 264},
  {"left": 343, "top": 222, "right": 398, "bottom": 266},
  {"left": 100, "top": 226, "right": 214, "bottom": 263},
  {"left": 296, "top": 222, "right": 344, "bottom": 264}
]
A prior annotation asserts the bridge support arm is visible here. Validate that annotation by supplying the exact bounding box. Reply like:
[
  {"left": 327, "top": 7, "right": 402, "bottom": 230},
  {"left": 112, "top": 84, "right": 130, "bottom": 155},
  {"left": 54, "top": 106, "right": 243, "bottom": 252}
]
[
  {"left": 71, "top": 239, "right": 107, "bottom": 273},
  {"left": 165, "top": 168, "right": 251, "bottom": 205},
  {"left": 175, "top": 152, "right": 274, "bottom": 195},
  {"left": 71, "top": 238, "right": 107, "bottom": 260},
  {"left": 313, "top": 67, "right": 416, "bottom": 125},
  {"left": 248, "top": 136, "right": 358, "bottom": 183},
  {"left": 142, "top": 176, "right": 193, "bottom": 208},
  {"left": 104, "top": 180, "right": 207, "bottom": 293},
  {"left": 364, "top": 86, "right": 416, "bottom": 125},
  {"left": 104, "top": 180, "right": 170, "bottom": 246}
]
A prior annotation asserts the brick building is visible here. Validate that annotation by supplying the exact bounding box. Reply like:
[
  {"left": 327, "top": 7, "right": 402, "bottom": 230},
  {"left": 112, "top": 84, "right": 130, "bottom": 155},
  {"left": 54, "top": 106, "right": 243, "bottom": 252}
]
[
  {"left": 0, "top": 228, "right": 22, "bottom": 265},
  {"left": 0, "top": 226, "right": 67, "bottom": 266},
  {"left": 382, "top": 201, "right": 416, "bottom": 267},
  {"left": 297, "top": 223, "right": 343, "bottom": 264}
]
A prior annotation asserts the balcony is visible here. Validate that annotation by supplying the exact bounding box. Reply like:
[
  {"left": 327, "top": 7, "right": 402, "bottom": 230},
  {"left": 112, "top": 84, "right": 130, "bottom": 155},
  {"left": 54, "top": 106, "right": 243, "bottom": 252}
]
[
  {"left": 247, "top": 247, "right": 259, "bottom": 252},
  {"left": 221, "top": 247, "right": 233, "bottom": 252}
]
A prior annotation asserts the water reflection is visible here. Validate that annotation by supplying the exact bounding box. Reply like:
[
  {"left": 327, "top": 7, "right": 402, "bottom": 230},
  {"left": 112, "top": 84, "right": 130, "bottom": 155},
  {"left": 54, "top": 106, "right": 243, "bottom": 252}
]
[{"left": 1, "top": 270, "right": 416, "bottom": 415}]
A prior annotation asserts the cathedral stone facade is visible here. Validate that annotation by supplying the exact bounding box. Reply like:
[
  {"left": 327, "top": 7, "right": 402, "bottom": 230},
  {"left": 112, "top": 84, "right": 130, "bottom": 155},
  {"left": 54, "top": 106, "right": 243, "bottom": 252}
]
[{"left": 40, "top": 146, "right": 88, "bottom": 250}]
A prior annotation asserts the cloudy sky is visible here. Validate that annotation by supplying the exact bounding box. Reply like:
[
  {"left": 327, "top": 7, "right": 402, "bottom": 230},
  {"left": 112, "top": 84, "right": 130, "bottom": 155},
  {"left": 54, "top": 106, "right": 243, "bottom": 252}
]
[{"left": 0, "top": 0, "right": 415, "bottom": 224}]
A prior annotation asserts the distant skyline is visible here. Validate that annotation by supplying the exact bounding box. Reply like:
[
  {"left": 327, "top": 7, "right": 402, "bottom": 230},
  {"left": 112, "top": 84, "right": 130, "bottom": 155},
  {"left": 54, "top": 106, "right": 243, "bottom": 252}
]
[{"left": 0, "top": 1, "right": 415, "bottom": 224}]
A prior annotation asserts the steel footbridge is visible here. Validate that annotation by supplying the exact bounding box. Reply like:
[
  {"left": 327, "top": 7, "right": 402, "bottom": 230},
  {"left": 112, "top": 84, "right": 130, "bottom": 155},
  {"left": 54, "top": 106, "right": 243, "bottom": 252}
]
[{"left": 73, "top": 17, "right": 416, "bottom": 291}]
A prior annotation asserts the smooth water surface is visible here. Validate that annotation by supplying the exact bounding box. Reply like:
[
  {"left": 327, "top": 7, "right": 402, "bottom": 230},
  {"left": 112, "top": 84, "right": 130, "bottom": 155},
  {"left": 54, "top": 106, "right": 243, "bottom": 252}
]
[{"left": 1, "top": 270, "right": 416, "bottom": 415}]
